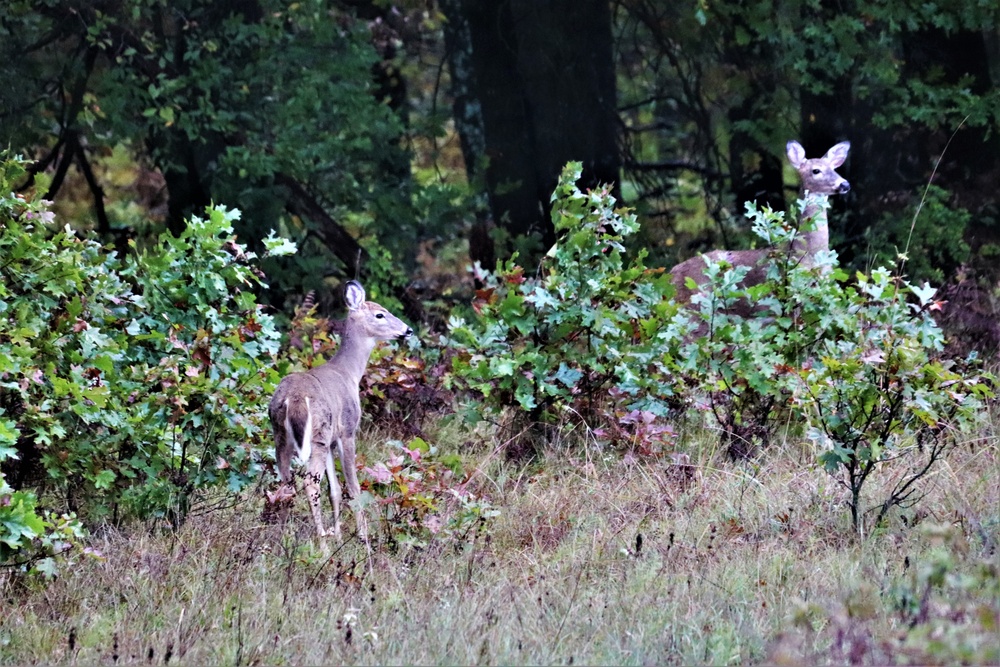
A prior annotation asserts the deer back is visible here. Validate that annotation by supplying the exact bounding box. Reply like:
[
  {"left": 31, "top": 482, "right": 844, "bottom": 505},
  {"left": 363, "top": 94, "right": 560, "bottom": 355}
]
[
  {"left": 670, "top": 140, "right": 851, "bottom": 304},
  {"left": 270, "top": 281, "right": 412, "bottom": 442}
]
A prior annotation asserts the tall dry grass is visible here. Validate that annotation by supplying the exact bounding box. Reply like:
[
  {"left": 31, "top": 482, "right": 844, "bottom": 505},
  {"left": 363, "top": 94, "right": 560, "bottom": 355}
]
[{"left": 2, "top": 421, "right": 997, "bottom": 665}]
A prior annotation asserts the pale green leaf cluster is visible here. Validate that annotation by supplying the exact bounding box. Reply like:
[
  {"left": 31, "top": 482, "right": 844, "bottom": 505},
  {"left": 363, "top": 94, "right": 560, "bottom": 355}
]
[
  {"left": 0, "top": 155, "right": 291, "bottom": 572},
  {"left": 448, "top": 162, "right": 680, "bottom": 429}
]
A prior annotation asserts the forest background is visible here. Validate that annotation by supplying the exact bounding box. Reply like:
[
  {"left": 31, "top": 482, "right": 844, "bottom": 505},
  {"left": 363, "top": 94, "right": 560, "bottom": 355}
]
[
  {"left": 1, "top": 1, "right": 999, "bottom": 665},
  {"left": 4, "top": 0, "right": 1000, "bottom": 321}
]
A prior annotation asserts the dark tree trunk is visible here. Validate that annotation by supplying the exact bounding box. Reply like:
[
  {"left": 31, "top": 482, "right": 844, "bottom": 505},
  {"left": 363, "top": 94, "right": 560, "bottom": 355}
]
[
  {"left": 440, "top": 0, "right": 495, "bottom": 277},
  {"left": 720, "top": 14, "right": 785, "bottom": 216},
  {"left": 444, "top": 0, "right": 620, "bottom": 265},
  {"left": 161, "top": 138, "right": 215, "bottom": 236}
]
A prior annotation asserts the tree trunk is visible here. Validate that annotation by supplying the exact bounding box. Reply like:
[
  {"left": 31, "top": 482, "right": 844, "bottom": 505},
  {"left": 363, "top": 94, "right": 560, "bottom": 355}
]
[
  {"left": 440, "top": 0, "right": 495, "bottom": 277},
  {"left": 720, "top": 13, "right": 785, "bottom": 216},
  {"left": 444, "top": 0, "right": 620, "bottom": 265}
]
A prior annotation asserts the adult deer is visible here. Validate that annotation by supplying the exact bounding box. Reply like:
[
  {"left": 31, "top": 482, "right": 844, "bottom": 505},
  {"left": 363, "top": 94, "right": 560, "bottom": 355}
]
[
  {"left": 670, "top": 140, "right": 851, "bottom": 305},
  {"left": 270, "top": 281, "right": 412, "bottom": 543}
]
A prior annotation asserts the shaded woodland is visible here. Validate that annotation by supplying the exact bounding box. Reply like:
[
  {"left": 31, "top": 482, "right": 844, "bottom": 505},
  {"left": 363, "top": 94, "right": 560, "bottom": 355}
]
[{"left": 2, "top": 1, "right": 997, "bottom": 333}]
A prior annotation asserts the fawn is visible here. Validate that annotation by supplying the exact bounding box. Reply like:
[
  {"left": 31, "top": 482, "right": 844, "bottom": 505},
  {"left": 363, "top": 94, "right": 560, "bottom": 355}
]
[{"left": 269, "top": 280, "right": 412, "bottom": 543}]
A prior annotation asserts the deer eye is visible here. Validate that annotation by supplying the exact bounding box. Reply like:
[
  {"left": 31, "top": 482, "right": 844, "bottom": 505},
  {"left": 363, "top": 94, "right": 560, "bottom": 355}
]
[
  {"left": 812, "top": 168, "right": 821, "bottom": 174},
  {"left": 375, "top": 313, "right": 385, "bottom": 319}
]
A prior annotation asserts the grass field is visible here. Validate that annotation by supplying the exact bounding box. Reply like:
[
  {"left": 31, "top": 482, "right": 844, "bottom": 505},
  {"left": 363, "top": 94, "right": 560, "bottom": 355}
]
[{"left": 2, "top": 420, "right": 998, "bottom": 666}]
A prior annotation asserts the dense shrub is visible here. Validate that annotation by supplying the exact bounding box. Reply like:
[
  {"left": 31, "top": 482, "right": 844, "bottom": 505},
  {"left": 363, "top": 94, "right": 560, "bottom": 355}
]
[
  {"left": 447, "top": 162, "right": 681, "bottom": 455},
  {"left": 450, "top": 164, "right": 992, "bottom": 532},
  {"left": 0, "top": 155, "right": 293, "bottom": 573},
  {"left": 679, "top": 200, "right": 994, "bottom": 532}
]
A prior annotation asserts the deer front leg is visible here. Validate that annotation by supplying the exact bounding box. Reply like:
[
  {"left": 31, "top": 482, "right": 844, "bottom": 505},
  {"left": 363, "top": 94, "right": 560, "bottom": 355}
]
[
  {"left": 325, "top": 447, "right": 343, "bottom": 540},
  {"left": 339, "top": 436, "right": 369, "bottom": 545}
]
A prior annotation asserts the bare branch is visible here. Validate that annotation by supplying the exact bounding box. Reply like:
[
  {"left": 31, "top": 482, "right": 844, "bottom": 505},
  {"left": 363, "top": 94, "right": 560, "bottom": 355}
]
[{"left": 274, "top": 173, "right": 367, "bottom": 278}]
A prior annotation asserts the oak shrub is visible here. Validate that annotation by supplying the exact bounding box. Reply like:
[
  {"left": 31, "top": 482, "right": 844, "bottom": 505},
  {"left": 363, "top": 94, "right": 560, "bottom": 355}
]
[
  {"left": 0, "top": 155, "right": 293, "bottom": 574},
  {"left": 450, "top": 164, "right": 992, "bottom": 533}
]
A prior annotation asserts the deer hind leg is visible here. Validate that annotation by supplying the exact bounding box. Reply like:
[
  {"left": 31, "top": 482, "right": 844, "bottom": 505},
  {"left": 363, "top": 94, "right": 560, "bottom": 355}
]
[
  {"left": 277, "top": 396, "right": 311, "bottom": 491},
  {"left": 339, "top": 435, "right": 369, "bottom": 545},
  {"left": 264, "top": 423, "right": 296, "bottom": 524},
  {"left": 304, "top": 444, "right": 337, "bottom": 539},
  {"left": 274, "top": 422, "right": 293, "bottom": 486}
]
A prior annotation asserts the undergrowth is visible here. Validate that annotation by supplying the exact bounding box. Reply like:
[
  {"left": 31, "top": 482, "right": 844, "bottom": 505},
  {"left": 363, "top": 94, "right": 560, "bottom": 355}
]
[{"left": 2, "top": 423, "right": 996, "bottom": 666}]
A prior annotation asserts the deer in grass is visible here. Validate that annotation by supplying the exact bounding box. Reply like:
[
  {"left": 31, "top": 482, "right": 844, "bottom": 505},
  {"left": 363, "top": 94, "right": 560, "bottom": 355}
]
[
  {"left": 670, "top": 140, "right": 851, "bottom": 306},
  {"left": 270, "top": 280, "right": 412, "bottom": 544}
]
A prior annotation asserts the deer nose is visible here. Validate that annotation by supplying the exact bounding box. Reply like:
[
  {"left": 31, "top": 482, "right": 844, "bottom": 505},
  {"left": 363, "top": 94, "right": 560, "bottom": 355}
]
[
  {"left": 837, "top": 181, "right": 851, "bottom": 194},
  {"left": 401, "top": 327, "right": 414, "bottom": 339}
]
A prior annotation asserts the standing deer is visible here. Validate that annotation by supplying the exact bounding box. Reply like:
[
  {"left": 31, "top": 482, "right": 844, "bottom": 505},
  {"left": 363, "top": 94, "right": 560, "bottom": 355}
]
[
  {"left": 670, "top": 140, "right": 851, "bottom": 304},
  {"left": 270, "top": 281, "right": 412, "bottom": 542}
]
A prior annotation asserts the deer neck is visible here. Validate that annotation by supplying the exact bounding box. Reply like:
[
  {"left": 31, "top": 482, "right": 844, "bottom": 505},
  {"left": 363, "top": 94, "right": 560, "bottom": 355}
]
[
  {"left": 791, "top": 190, "right": 830, "bottom": 260},
  {"left": 322, "top": 326, "right": 376, "bottom": 385}
]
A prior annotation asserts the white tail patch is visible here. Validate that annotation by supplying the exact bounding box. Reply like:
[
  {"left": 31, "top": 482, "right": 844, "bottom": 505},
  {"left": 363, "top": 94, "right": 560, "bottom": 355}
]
[{"left": 299, "top": 397, "right": 313, "bottom": 463}]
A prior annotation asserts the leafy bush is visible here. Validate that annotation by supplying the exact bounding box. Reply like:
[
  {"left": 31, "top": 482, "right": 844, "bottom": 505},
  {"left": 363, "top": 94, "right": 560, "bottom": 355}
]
[
  {"left": 448, "top": 166, "right": 990, "bottom": 531},
  {"left": 0, "top": 448, "right": 86, "bottom": 578},
  {"left": 673, "top": 199, "right": 852, "bottom": 456},
  {"left": 680, "top": 200, "right": 994, "bottom": 532},
  {"left": 447, "top": 162, "right": 679, "bottom": 453},
  {"left": 0, "top": 155, "right": 293, "bottom": 571},
  {"left": 802, "top": 271, "right": 992, "bottom": 533},
  {"left": 361, "top": 437, "right": 499, "bottom": 550}
]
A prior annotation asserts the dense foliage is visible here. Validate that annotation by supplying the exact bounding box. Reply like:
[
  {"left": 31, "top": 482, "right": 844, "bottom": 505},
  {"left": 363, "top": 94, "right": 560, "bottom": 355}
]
[
  {"left": 0, "top": 156, "right": 292, "bottom": 573},
  {"left": 448, "top": 163, "right": 679, "bottom": 453},
  {"left": 3, "top": 2, "right": 997, "bottom": 316},
  {"left": 0, "top": 0, "right": 452, "bottom": 312},
  {"left": 452, "top": 170, "right": 993, "bottom": 532}
]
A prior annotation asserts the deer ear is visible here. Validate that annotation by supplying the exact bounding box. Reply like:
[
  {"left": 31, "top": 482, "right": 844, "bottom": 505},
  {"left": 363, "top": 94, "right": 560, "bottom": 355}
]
[
  {"left": 786, "top": 141, "right": 806, "bottom": 168},
  {"left": 344, "top": 281, "right": 366, "bottom": 311},
  {"left": 824, "top": 141, "right": 851, "bottom": 168}
]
